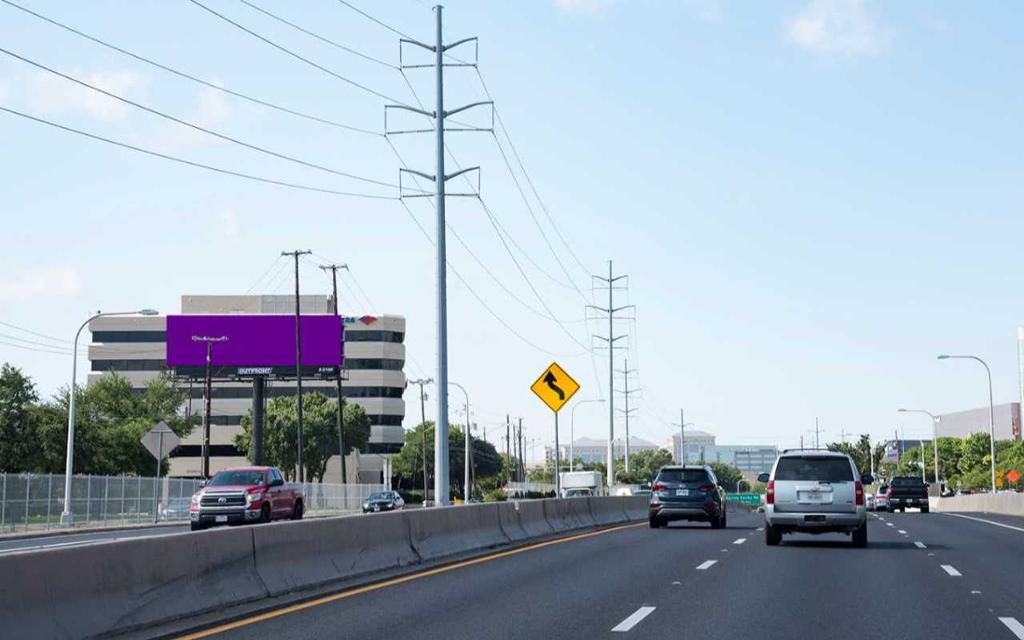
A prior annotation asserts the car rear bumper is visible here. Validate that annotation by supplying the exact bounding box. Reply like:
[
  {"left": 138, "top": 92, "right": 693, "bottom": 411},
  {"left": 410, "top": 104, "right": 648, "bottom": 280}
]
[
  {"left": 765, "top": 508, "right": 864, "bottom": 532},
  {"left": 888, "top": 497, "right": 927, "bottom": 508},
  {"left": 650, "top": 502, "right": 719, "bottom": 521},
  {"left": 191, "top": 508, "right": 262, "bottom": 525}
]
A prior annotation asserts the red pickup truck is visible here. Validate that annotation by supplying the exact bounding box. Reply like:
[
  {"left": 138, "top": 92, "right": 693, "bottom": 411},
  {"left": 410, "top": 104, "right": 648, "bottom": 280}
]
[{"left": 190, "top": 466, "right": 305, "bottom": 531}]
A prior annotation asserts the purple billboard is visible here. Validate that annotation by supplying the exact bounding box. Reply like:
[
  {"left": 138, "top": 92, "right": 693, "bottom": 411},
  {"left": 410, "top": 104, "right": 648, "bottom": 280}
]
[{"left": 166, "top": 315, "right": 342, "bottom": 369}]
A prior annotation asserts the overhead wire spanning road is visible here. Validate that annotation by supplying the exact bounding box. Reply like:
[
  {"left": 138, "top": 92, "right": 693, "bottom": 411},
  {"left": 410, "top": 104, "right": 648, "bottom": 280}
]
[{"left": 156, "top": 509, "right": 1024, "bottom": 640}]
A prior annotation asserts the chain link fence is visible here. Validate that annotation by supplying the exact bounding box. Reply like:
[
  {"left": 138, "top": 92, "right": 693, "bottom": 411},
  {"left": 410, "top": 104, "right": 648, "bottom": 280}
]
[{"left": 0, "top": 473, "right": 384, "bottom": 534}]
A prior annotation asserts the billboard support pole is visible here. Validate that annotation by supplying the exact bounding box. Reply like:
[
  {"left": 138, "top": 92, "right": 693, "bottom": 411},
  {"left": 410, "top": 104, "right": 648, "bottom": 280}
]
[
  {"left": 252, "top": 376, "right": 265, "bottom": 465},
  {"left": 320, "top": 263, "right": 349, "bottom": 484},
  {"left": 282, "top": 250, "right": 312, "bottom": 483},
  {"left": 192, "top": 335, "right": 228, "bottom": 478}
]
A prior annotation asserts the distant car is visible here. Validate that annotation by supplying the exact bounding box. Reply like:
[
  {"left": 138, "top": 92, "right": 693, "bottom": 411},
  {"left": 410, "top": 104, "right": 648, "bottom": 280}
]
[
  {"left": 159, "top": 497, "right": 192, "bottom": 521},
  {"left": 633, "top": 488, "right": 652, "bottom": 497},
  {"left": 190, "top": 466, "right": 304, "bottom": 531},
  {"left": 874, "top": 492, "right": 889, "bottom": 512},
  {"left": 865, "top": 494, "right": 876, "bottom": 511},
  {"left": 760, "top": 450, "right": 872, "bottom": 547},
  {"left": 649, "top": 465, "right": 727, "bottom": 529},
  {"left": 362, "top": 490, "right": 405, "bottom": 513},
  {"left": 564, "top": 488, "right": 594, "bottom": 498}
]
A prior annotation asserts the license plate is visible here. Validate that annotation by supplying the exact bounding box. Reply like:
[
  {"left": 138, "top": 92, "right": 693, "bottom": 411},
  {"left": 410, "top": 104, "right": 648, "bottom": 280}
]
[
  {"left": 373, "top": 506, "right": 380, "bottom": 511},
  {"left": 800, "top": 492, "right": 826, "bottom": 503},
  {"left": 676, "top": 489, "right": 689, "bottom": 497},
  {"left": 215, "top": 515, "right": 227, "bottom": 523}
]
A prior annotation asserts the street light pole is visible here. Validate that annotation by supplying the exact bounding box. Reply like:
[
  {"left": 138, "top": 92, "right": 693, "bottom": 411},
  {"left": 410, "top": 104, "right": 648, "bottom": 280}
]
[
  {"left": 569, "top": 399, "right": 604, "bottom": 472},
  {"left": 938, "top": 354, "right": 997, "bottom": 492},
  {"left": 898, "top": 408, "right": 940, "bottom": 486},
  {"left": 61, "top": 309, "right": 158, "bottom": 526},
  {"left": 449, "top": 382, "right": 470, "bottom": 502}
]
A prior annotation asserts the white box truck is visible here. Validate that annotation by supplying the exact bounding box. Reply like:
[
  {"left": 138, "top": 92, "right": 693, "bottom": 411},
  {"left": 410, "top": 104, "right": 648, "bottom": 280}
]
[{"left": 559, "top": 471, "right": 602, "bottom": 498}]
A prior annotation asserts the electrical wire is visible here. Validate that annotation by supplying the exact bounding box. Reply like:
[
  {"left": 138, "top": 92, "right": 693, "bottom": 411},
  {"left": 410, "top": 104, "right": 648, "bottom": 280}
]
[
  {"left": 245, "top": 255, "right": 285, "bottom": 294},
  {"left": 0, "top": 339, "right": 73, "bottom": 356},
  {"left": 0, "top": 0, "right": 381, "bottom": 137},
  {"left": 0, "top": 320, "right": 71, "bottom": 344},
  {"left": 0, "top": 106, "right": 398, "bottom": 200},
  {"left": 0, "top": 47, "right": 409, "bottom": 192},
  {"left": 188, "top": 0, "right": 414, "bottom": 108},
  {"left": 0, "top": 332, "right": 74, "bottom": 352}
]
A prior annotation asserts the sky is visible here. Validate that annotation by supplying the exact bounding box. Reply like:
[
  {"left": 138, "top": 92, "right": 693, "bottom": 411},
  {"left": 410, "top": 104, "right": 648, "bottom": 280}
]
[{"left": 2, "top": 0, "right": 1023, "bottom": 461}]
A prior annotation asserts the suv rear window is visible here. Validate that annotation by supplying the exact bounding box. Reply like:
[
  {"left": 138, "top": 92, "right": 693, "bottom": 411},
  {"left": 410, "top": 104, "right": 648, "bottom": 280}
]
[
  {"left": 774, "top": 457, "right": 853, "bottom": 482},
  {"left": 657, "top": 469, "right": 710, "bottom": 484}
]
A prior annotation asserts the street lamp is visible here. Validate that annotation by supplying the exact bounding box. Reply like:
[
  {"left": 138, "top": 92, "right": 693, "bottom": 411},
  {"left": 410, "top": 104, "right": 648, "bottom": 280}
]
[
  {"left": 61, "top": 309, "right": 158, "bottom": 526},
  {"left": 448, "top": 382, "right": 471, "bottom": 502},
  {"left": 569, "top": 399, "right": 605, "bottom": 472},
  {"left": 898, "top": 409, "right": 940, "bottom": 486},
  {"left": 938, "top": 354, "right": 997, "bottom": 493}
]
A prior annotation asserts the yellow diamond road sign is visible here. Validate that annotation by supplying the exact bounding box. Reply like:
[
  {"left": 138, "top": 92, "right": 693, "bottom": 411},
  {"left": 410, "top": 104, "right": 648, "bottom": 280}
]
[{"left": 530, "top": 362, "right": 580, "bottom": 413}]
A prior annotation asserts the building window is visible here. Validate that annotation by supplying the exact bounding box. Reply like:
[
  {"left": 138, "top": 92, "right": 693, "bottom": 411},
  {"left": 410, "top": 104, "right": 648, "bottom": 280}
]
[
  {"left": 91, "top": 331, "right": 167, "bottom": 343},
  {"left": 344, "top": 330, "right": 404, "bottom": 343},
  {"left": 171, "top": 444, "right": 241, "bottom": 458},
  {"left": 344, "top": 358, "right": 405, "bottom": 371},
  {"left": 91, "top": 359, "right": 166, "bottom": 372}
]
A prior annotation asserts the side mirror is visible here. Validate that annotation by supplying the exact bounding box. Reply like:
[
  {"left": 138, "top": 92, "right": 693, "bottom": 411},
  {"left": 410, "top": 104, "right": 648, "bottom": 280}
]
[
  {"left": 757, "top": 473, "right": 770, "bottom": 483},
  {"left": 199, "top": 480, "right": 207, "bottom": 488},
  {"left": 861, "top": 474, "right": 874, "bottom": 485}
]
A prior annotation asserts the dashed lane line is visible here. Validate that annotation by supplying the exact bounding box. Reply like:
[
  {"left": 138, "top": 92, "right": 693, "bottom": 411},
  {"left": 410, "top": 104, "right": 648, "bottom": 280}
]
[
  {"left": 914, "top": 541, "right": 927, "bottom": 549},
  {"left": 696, "top": 560, "right": 717, "bottom": 571},
  {"left": 898, "top": 530, "right": 907, "bottom": 535},
  {"left": 999, "top": 617, "right": 1024, "bottom": 640},
  {"left": 612, "top": 606, "right": 656, "bottom": 632},
  {"left": 940, "top": 564, "right": 962, "bottom": 577},
  {"left": 733, "top": 538, "right": 746, "bottom": 545}
]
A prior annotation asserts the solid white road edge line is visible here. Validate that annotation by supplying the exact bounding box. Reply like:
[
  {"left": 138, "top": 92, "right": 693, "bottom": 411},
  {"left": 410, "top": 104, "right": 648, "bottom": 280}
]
[
  {"left": 943, "top": 513, "right": 1024, "bottom": 534},
  {"left": 696, "top": 560, "right": 717, "bottom": 570},
  {"left": 940, "top": 564, "right": 961, "bottom": 577},
  {"left": 999, "top": 617, "right": 1024, "bottom": 640},
  {"left": 612, "top": 606, "right": 656, "bottom": 632}
]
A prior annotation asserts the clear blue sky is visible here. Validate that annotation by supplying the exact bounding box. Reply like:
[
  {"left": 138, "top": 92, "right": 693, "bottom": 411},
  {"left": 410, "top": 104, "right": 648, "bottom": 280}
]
[{"left": 2, "top": 0, "right": 1022, "bottom": 459}]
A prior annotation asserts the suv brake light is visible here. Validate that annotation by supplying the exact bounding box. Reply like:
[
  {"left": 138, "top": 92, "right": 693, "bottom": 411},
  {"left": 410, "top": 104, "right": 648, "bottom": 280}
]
[
  {"left": 699, "top": 483, "right": 715, "bottom": 492},
  {"left": 855, "top": 481, "right": 864, "bottom": 506},
  {"left": 886, "top": 486, "right": 894, "bottom": 497},
  {"left": 652, "top": 482, "right": 668, "bottom": 492},
  {"left": 766, "top": 480, "right": 775, "bottom": 505}
]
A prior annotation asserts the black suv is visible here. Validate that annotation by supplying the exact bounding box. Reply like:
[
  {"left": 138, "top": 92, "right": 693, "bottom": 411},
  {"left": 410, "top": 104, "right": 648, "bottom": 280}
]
[{"left": 649, "top": 465, "right": 727, "bottom": 529}]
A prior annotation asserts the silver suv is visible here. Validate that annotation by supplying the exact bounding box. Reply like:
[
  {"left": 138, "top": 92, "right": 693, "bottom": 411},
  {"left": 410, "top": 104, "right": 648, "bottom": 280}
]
[{"left": 758, "top": 450, "right": 872, "bottom": 547}]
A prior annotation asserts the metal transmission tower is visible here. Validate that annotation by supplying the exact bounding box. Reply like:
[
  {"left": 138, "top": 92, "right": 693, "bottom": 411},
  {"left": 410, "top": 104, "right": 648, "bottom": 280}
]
[
  {"left": 615, "top": 359, "right": 639, "bottom": 474},
  {"left": 282, "top": 249, "right": 312, "bottom": 482},
  {"left": 588, "top": 260, "right": 633, "bottom": 489},
  {"left": 387, "top": 6, "right": 490, "bottom": 506},
  {"left": 320, "top": 263, "right": 349, "bottom": 484}
]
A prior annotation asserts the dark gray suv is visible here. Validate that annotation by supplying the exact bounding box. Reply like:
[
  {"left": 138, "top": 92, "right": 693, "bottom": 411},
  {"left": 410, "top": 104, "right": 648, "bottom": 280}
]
[{"left": 649, "top": 465, "right": 727, "bottom": 529}]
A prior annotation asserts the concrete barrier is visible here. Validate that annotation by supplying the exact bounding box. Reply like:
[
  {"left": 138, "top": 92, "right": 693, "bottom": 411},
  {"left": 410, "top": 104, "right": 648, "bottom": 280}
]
[
  {"left": 408, "top": 502, "right": 511, "bottom": 562},
  {"left": 253, "top": 511, "right": 419, "bottom": 597},
  {"left": 497, "top": 499, "right": 555, "bottom": 542},
  {"left": 588, "top": 496, "right": 630, "bottom": 525},
  {"left": 0, "top": 525, "right": 266, "bottom": 640},
  {"left": 543, "top": 496, "right": 596, "bottom": 531},
  {"left": 935, "top": 492, "right": 1024, "bottom": 516},
  {"left": 622, "top": 495, "right": 649, "bottom": 520}
]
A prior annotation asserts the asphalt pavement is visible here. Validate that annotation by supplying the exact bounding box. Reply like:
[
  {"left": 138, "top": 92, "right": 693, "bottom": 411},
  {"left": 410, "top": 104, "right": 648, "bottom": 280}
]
[{"left": 171, "top": 509, "right": 1024, "bottom": 640}]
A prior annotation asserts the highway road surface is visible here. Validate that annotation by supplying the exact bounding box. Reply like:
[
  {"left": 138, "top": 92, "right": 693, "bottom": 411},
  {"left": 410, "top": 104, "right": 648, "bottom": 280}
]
[
  {"left": 0, "top": 524, "right": 188, "bottom": 555},
  {"left": 171, "top": 509, "right": 1024, "bottom": 640}
]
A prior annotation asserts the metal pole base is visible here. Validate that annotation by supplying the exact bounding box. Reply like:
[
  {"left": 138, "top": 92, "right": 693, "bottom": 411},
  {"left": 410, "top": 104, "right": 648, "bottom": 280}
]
[{"left": 60, "top": 512, "right": 73, "bottom": 526}]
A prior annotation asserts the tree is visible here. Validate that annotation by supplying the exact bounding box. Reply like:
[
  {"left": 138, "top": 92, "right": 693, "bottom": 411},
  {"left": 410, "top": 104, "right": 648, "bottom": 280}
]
[
  {"left": 392, "top": 421, "right": 504, "bottom": 497},
  {"left": 235, "top": 393, "right": 370, "bottom": 482},
  {"left": 708, "top": 462, "right": 744, "bottom": 492},
  {"left": 0, "top": 364, "right": 41, "bottom": 472},
  {"left": 615, "top": 448, "right": 673, "bottom": 485},
  {"left": 826, "top": 435, "right": 884, "bottom": 476}
]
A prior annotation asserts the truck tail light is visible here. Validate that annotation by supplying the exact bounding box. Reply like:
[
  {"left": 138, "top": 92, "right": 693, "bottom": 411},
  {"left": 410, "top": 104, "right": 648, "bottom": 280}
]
[
  {"left": 766, "top": 481, "right": 775, "bottom": 505},
  {"left": 855, "top": 481, "right": 864, "bottom": 506},
  {"left": 887, "top": 486, "right": 894, "bottom": 497}
]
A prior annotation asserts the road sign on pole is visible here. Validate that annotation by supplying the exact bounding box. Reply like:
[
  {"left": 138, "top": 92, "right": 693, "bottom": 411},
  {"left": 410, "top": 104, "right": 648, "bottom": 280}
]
[
  {"left": 530, "top": 363, "right": 581, "bottom": 497},
  {"left": 141, "top": 421, "right": 180, "bottom": 524}
]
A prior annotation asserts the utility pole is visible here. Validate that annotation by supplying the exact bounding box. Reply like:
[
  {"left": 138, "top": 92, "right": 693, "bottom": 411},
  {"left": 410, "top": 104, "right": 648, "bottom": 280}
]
[
  {"left": 680, "top": 408, "right": 685, "bottom": 464},
  {"left": 281, "top": 249, "right": 311, "bottom": 482},
  {"left": 320, "top": 263, "right": 349, "bottom": 484},
  {"left": 518, "top": 418, "right": 525, "bottom": 482},
  {"left": 839, "top": 427, "right": 849, "bottom": 445},
  {"left": 505, "top": 414, "right": 511, "bottom": 487},
  {"left": 615, "top": 359, "right": 639, "bottom": 473},
  {"left": 410, "top": 378, "right": 433, "bottom": 500},
  {"left": 588, "top": 260, "right": 632, "bottom": 489},
  {"left": 813, "top": 417, "right": 822, "bottom": 449},
  {"left": 389, "top": 7, "right": 488, "bottom": 506},
  {"left": 192, "top": 335, "right": 227, "bottom": 479}
]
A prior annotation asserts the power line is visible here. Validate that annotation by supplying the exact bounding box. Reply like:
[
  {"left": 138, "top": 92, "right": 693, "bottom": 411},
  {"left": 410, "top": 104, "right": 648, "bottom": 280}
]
[
  {"left": 1, "top": 106, "right": 398, "bottom": 200},
  {"left": 0, "top": 0, "right": 381, "bottom": 137},
  {"left": 0, "top": 339, "right": 73, "bottom": 356},
  {"left": 236, "top": 0, "right": 397, "bottom": 69},
  {"left": 334, "top": 0, "right": 414, "bottom": 40},
  {"left": 0, "top": 47, "right": 409, "bottom": 192},
  {"left": 245, "top": 255, "right": 285, "bottom": 294},
  {"left": 0, "top": 320, "right": 70, "bottom": 344},
  {"left": 0, "top": 333, "right": 74, "bottom": 352},
  {"left": 188, "top": 0, "right": 413, "bottom": 108}
]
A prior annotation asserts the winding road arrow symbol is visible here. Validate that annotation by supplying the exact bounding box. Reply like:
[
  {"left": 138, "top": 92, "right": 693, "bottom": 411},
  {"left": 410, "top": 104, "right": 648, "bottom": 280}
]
[{"left": 544, "top": 371, "right": 565, "bottom": 400}]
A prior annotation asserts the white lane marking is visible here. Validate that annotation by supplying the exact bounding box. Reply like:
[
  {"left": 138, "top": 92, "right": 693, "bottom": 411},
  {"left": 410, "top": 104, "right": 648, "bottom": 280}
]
[
  {"left": 914, "top": 541, "right": 927, "bottom": 549},
  {"left": 928, "top": 553, "right": 935, "bottom": 557},
  {"left": 696, "top": 560, "right": 717, "bottom": 570},
  {"left": 940, "top": 564, "right": 962, "bottom": 577},
  {"left": 886, "top": 523, "right": 894, "bottom": 527},
  {"left": 944, "top": 513, "right": 1024, "bottom": 534},
  {"left": 612, "top": 606, "right": 656, "bottom": 632},
  {"left": 671, "top": 581, "right": 681, "bottom": 585},
  {"left": 999, "top": 617, "right": 1024, "bottom": 639},
  {"left": 898, "top": 529, "right": 907, "bottom": 535},
  {"left": 971, "top": 590, "right": 982, "bottom": 595},
  {"left": 756, "top": 527, "right": 764, "bottom": 532},
  {"left": 733, "top": 538, "right": 747, "bottom": 545}
]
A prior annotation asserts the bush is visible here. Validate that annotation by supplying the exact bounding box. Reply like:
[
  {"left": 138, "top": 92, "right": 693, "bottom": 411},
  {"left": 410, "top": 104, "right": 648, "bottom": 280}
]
[
  {"left": 484, "top": 489, "right": 508, "bottom": 502},
  {"left": 398, "top": 490, "right": 424, "bottom": 504}
]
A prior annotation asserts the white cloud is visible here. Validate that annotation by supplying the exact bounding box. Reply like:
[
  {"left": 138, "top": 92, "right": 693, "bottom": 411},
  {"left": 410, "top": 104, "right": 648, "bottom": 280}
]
[
  {"left": 785, "top": 0, "right": 889, "bottom": 58},
  {"left": 0, "top": 267, "right": 82, "bottom": 302},
  {"left": 24, "top": 69, "right": 144, "bottom": 121},
  {"left": 217, "top": 208, "right": 242, "bottom": 243}
]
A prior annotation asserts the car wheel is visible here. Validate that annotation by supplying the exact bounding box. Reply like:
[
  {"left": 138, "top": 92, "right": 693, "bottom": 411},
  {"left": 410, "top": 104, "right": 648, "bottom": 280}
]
[
  {"left": 291, "top": 500, "right": 304, "bottom": 520},
  {"left": 649, "top": 516, "right": 661, "bottom": 529},
  {"left": 852, "top": 522, "right": 868, "bottom": 548},
  {"left": 765, "top": 524, "right": 781, "bottom": 546},
  {"left": 900, "top": 507, "right": 906, "bottom": 513},
  {"left": 920, "top": 507, "right": 929, "bottom": 514},
  {"left": 190, "top": 522, "right": 206, "bottom": 532},
  {"left": 721, "top": 511, "right": 727, "bottom": 528},
  {"left": 260, "top": 504, "right": 271, "bottom": 524}
]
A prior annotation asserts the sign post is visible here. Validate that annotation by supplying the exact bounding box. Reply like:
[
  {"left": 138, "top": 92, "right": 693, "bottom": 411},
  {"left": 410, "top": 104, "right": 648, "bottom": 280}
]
[
  {"left": 141, "top": 421, "right": 181, "bottom": 524},
  {"left": 530, "top": 362, "right": 581, "bottom": 498}
]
